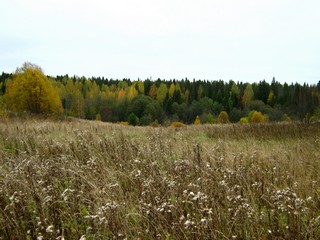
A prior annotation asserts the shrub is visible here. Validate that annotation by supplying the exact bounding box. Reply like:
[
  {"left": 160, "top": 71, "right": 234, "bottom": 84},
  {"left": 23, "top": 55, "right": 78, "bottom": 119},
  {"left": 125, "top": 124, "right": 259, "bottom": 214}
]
[
  {"left": 194, "top": 115, "right": 201, "bottom": 125},
  {"left": 128, "top": 112, "right": 139, "bottom": 126},
  {"left": 206, "top": 113, "right": 215, "bottom": 124},
  {"left": 140, "top": 114, "right": 153, "bottom": 126},
  {"left": 311, "top": 107, "right": 320, "bottom": 122},
  {"left": 239, "top": 117, "right": 249, "bottom": 124},
  {"left": 169, "top": 121, "right": 186, "bottom": 128},
  {"left": 281, "top": 113, "right": 292, "bottom": 122},
  {"left": 0, "top": 96, "right": 8, "bottom": 119},
  {"left": 217, "top": 111, "right": 230, "bottom": 124},
  {"left": 149, "top": 120, "right": 160, "bottom": 127},
  {"left": 250, "top": 111, "right": 268, "bottom": 123},
  {"left": 95, "top": 113, "right": 101, "bottom": 121}
]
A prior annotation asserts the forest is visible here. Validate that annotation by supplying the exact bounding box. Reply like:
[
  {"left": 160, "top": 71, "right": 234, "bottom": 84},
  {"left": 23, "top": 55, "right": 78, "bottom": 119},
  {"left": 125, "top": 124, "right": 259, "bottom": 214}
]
[{"left": 1, "top": 64, "right": 320, "bottom": 125}]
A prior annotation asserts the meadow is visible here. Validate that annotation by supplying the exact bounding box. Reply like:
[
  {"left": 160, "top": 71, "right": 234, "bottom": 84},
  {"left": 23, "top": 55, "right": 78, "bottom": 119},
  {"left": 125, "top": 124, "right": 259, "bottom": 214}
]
[{"left": 0, "top": 118, "right": 320, "bottom": 239}]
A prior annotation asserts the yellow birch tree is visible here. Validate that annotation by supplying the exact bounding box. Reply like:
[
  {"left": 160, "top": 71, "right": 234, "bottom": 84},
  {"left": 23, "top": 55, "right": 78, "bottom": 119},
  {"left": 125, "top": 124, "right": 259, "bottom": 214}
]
[{"left": 5, "top": 63, "right": 63, "bottom": 114}]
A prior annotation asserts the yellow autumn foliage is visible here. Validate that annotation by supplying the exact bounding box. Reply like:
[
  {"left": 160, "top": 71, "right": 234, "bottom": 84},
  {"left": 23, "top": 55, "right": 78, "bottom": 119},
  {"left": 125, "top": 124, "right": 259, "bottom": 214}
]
[
  {"left": 250, "top": 111, "right": 268, "bottom": 123},
  {"left": 0, "top": 96, "right": 8, "bottom": 119},
  {"left": 194, "top": 115, "right": 201, "bottom": 125},
  {"left": 217, "top": 111, "right": 230, "bottom": 124},
  {"left": 5, "top": 63, "right": 63, "bottom": 114}
]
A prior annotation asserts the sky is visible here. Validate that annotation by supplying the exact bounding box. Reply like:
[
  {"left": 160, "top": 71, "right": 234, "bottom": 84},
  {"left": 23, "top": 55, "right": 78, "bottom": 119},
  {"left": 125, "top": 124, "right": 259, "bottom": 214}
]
[{"left": 1, "top": 0, "right": 320, "bottom": 84}]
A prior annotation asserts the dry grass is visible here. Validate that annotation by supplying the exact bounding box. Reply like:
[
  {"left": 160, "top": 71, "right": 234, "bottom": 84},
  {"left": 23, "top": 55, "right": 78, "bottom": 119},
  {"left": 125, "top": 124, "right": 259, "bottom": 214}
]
[{"left": 0, "top": 118, "right": 320, "bottom": 239}]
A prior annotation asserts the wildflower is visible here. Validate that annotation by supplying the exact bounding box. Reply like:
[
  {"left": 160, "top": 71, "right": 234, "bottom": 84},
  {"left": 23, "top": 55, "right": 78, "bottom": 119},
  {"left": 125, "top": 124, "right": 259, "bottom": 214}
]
[
  {"left": 184, "top": 220, "right": 195, "bottom": 229},
  {"left": 200, "top": 218, "right": 207, "bottom": 224},
  {"left": 46, "top": 225, "right": 54, "bottom": 233}
]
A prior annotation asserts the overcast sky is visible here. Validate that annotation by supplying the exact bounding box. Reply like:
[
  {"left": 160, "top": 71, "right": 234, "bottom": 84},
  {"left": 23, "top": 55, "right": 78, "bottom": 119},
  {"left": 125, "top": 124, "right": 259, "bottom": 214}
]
[{"left": 1, "top": 0, "right": 319, "bottom": 84}]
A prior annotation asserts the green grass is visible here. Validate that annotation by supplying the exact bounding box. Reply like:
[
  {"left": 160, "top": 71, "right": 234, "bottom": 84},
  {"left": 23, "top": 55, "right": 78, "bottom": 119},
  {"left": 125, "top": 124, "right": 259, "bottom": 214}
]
[{"left": 0, "top": 118, "right": 320, "bottom": 239}]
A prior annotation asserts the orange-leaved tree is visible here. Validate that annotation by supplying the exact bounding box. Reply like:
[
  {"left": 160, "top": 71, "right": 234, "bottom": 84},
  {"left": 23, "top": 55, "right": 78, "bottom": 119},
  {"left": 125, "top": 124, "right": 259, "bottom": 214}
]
[{"left": 5, "top": 62, "right": 63, "bottom": 114}]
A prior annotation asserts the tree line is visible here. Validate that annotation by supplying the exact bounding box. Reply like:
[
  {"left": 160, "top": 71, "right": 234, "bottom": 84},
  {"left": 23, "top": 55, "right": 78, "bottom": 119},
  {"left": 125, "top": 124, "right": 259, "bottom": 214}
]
[{"left": 1, "top": 63, "right": 320, "bottom": 125}]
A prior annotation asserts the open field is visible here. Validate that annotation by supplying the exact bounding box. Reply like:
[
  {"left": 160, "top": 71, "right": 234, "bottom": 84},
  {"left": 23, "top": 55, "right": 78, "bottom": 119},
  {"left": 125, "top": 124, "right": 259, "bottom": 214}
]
[{"left": 0, "top": 119, "right": 320, "bottom": 239}]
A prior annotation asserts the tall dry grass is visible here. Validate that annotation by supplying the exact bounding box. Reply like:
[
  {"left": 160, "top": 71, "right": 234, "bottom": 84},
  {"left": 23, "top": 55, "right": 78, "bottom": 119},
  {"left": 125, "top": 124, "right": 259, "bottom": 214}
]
[{"left": 0, "top": 118, "right": 320, "bottom": 239}]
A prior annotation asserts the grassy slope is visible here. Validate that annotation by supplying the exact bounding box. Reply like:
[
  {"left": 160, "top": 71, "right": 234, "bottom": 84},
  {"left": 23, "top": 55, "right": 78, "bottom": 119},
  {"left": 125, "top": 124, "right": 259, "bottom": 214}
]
[{"left": 0, "top": 119, "right": 320, "bottom": 239}]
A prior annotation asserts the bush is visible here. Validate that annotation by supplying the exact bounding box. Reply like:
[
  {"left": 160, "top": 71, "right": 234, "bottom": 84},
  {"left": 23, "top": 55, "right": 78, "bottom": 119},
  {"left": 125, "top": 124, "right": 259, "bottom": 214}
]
[
  {"left": 310, "top": 107, "right": 320, "bottom": 123},
  {"left": 206, "top": 113, "right": 215, "bottom": 124},
  {"left": 149, "top": 120, "right": 160, "bottom": 127},
  {"left": 239, "top": 117, "right": 249, "bottom": 124},
  {"left": 128, "top": 112, "right": 139, "bottom": 126},
  {"left": 169, "top": 121, "right": 186, "bottom": 128},
  {"left": 194, "top": 115, "right": 201, "bottom": 125},
  {"left": 281, "top": 113, "right": 292, "bottom": 122},
  {"left": 118, "top": 121, "right": 129, "bottom": 126},
  {"left": 95, "top": 113, "right": 101, "bottom": 121},
  {"left": 140, "top": 114, "right": 153, "bottom": 126},
  {"left": 0, "top": 96, "right": 8, "bottom": 119},
  {"left": 250, "top": 111, "right": 268, "bottom": 123},
  {"left": 229, "top": 108, "right": 241, "bottom": 123},
  {"left": 217, "top": 111, "right": 230, "bottom": 124}
]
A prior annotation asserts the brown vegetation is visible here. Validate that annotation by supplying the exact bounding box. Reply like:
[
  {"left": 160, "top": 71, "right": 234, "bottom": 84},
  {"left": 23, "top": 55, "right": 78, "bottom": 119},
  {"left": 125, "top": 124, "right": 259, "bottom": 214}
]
[{"left": 0, "top": 118, "right": 320, "bottom": 239}]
